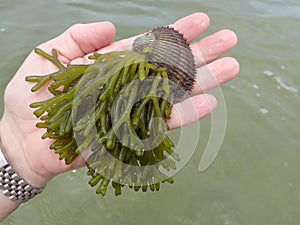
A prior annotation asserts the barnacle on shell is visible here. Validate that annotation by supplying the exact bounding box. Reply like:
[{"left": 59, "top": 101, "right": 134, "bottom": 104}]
[{"left": 25, "top": 26, "right": 196, "bottom": 196}]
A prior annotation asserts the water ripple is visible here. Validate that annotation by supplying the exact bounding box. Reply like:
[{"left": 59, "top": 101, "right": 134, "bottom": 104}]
[{"left": 274, "top": 76, "right": 298, "bottom": 93}]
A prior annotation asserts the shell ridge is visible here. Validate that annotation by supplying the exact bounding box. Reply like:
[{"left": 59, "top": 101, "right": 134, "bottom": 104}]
[{"left": 132, "top": 26, "right": 196, "bottom": 102}]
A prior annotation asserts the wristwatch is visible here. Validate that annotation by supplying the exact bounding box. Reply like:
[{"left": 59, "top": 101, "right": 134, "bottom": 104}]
[{"left": 0, "top": 138, "right": 44, "bottom": 203}]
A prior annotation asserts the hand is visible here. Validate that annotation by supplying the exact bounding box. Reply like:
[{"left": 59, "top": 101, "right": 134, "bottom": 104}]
[{"left": 0, "top": 13, "right": 239, "bottom": 188}]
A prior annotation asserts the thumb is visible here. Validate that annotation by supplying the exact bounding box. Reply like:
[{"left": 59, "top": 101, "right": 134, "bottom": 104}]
[{"left": 38, "top": 22, "right": 116, "bottom": 64}]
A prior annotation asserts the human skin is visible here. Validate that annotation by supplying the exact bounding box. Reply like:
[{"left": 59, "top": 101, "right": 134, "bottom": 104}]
[{"left": 0, "top": 12, "right": 239, "bottom": 221}]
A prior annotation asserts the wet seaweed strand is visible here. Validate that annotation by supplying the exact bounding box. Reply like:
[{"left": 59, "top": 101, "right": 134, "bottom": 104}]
[
  {"left": 26, "top": 27, "right": 196, "bottom": 196},
  {"left": 26, "top": 48, "right": 178, "bottom": 195}
]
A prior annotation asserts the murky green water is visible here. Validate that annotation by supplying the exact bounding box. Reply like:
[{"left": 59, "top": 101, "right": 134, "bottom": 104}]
[{"left": 1, "top": 0, "right": 300, "bottom": 224}]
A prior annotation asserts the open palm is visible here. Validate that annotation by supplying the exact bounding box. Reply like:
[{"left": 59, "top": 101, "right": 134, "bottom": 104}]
[{"left": 0, "top": 13, "right": 239, "bottom": 187}]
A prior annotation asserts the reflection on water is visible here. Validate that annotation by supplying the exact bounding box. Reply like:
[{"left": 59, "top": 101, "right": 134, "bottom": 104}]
[{"left": 1, "top": 0, "right": 300, "bottom": 224}]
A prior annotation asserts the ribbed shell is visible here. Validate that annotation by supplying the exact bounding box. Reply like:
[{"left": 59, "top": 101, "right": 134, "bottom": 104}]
[{"left": 132, "top": 26, "right": 196, "bottom": 102}]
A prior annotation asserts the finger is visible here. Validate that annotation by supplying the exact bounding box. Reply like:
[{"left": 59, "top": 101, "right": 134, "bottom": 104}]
[
  {"left": 191, "top": 29, "right": 238, "bottom": 67},
  {"left": 98, "top": 12, "right": 210, "bottom": 54},
  {"left": 171, "top": 12, "right": 210, "bottom": 43},
  {"left": 192, "top": 57, "right": 240, "bottom": 95},
  {"left": 167, "top": 94, "right": 217, "bottom": 129},
  {"left": 39, "top": 22, "right": 116, "bottom": 64}
]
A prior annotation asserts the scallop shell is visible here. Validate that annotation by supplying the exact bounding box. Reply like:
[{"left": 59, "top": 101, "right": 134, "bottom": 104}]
[{"left": 132, "top": 26, "right": 196, "bottom": 102}]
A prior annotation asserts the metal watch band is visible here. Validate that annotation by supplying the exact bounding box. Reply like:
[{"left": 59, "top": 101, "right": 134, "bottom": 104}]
[{"left": 0, "top": 139, "right": 44, "bottom": 203}]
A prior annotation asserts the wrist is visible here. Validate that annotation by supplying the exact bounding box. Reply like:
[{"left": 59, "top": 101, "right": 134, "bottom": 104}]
[
  {"left": 0, "top": 192, "right": 20, "bottom": 222},
  {"left": 0, "top": 116, "right": 48, "bottom": 188}
]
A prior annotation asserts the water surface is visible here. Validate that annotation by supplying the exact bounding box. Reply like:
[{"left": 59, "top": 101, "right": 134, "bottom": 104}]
[{"left": 1, "top": 0, "right": 300, "bottom": 224}]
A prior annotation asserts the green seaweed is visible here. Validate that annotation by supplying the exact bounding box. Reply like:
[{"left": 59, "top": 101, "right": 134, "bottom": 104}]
[{"left": 26, "top": 47, "right": 181, "bottom": 196}]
